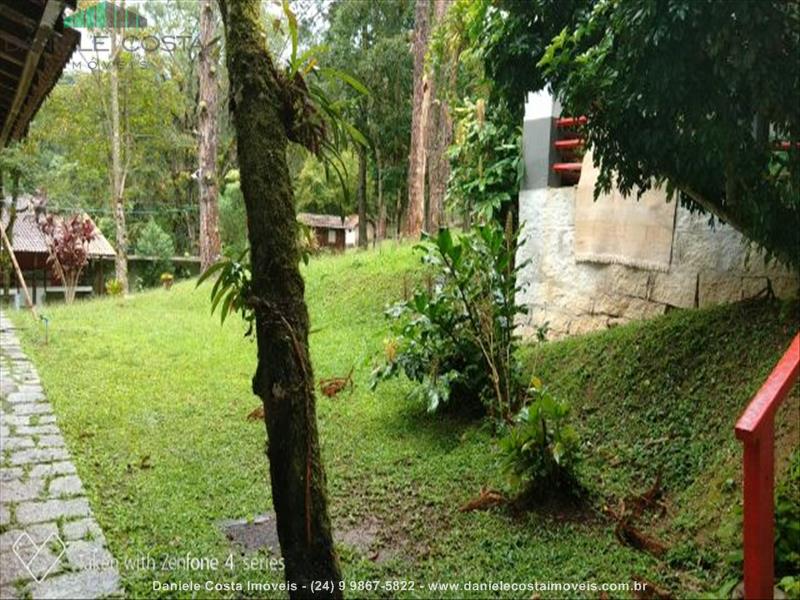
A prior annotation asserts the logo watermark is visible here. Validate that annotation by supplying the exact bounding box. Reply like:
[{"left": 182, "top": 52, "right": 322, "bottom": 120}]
[{"left": 12, "top": 532, "right": 66, "bottom": 583}]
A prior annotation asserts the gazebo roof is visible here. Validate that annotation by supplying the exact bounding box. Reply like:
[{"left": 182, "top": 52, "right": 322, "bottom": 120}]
[{"left": 1, "top": 195, "right": 116, "bottom": 258}]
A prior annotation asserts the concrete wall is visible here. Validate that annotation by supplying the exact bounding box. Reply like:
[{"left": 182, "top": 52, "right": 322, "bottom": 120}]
[{"left": 515, "top": 187, "right": 798, "bottom": 339}]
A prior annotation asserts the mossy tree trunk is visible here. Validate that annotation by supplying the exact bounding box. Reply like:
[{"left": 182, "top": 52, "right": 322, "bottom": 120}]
[{"left": 217, "top": 1, "right": 342, "bottom": 596}]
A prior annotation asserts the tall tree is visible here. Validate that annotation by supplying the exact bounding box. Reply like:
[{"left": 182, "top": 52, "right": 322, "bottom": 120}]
[
  {"left": 198, "top": 0, "right": 222, "bottom": 269},
  {"left": 217, "top": 0, "right": 341, "bottom": 594},
  {"left": 405, "top": 0, "right": 432, "bottom": 237},
  {"left": 325, "top": 0, "right": 413, "bottom": 240},
  {"left": 356, "top": 147, "right": 368, "bottom": 248},
  {"left": 425, "top": 0, "right": 453, "bottom": 232},
  {"left": 109, "top": 8, "right": 129, "bottom": 291}
]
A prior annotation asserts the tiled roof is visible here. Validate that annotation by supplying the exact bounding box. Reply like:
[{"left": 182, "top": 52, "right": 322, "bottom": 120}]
[
  {"left": 1, "top": 197, "right": 116, "bottom": 258},
  {"left": 297, "top": 212, "right": 358, "bottom": 230}
]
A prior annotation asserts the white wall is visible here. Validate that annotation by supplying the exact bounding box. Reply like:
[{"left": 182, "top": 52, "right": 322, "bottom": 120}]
[{"left": 515, "top": 187, "right": 798, "bottom": 339}]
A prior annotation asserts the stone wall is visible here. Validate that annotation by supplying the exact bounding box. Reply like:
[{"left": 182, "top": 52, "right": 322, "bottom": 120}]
[{"left": 515, "top": 187, "right": 798, "bottom": 339}]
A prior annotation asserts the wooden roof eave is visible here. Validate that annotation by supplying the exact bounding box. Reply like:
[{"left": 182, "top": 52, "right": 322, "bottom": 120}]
[{"left": 0, "top": 0, "right": 74, "bottom": 148}]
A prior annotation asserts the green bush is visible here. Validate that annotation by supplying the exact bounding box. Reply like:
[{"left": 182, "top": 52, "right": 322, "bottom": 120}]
[
  {"left": 497, "top": 377, "right": 579, "bottom": 492},
  {"left": 105, "top": 278, "right": 124, "bottom": 297},
  {"left": 776, "top": 449, "right": 800, "bottom": 578},
  {"left": 371, "top": 224, "right": 527, "bottom": 419},
  {"left": 135, "top": 220, "right": 174, "bottom": 287},
  {"left": 219, "top": 169, "right": 248, "bottom": 258}
]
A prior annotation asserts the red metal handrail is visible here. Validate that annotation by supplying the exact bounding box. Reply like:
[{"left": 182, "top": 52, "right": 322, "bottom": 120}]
[
  {"left": 556, "top": 116, "right": 588, "bottom": 127},
  {"left": 734, "top": 333, "right": 800, "bottom": 599}
]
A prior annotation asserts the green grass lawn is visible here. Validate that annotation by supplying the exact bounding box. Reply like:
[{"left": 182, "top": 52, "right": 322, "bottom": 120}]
[{"left": 8, "top": 242, "right": 799, "bottom": 598}]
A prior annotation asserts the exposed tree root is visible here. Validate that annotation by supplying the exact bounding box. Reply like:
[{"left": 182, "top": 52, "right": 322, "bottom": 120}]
[
  {"left": 458, "top": 487, "right": 507, "bottom": 512},
  {"left": 605, "top": 475, "right": 669, "bottom": 558},
  {"left": 319, "top": 367, "right": 354, "bottom": 398}
]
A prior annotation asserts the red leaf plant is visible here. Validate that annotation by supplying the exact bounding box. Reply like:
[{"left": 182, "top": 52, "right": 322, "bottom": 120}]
[{"left": 38, "top": 213, "right": 97, "bottom": 304}]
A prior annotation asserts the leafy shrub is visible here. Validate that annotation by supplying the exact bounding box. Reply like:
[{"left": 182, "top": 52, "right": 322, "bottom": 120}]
[
  {"left": 219, "top": 169, "right": 248, "bottom": 258},
  {"left": 371, "top": 224, "right": 527, "bottom": 419},
  {"left": 779, "top": 576, "right": 800, "bottom": 600},
  {"left": 497, "top": 377, "right": 579, "bottom": 491},
  {"left": 776, "top": 449, "right": 800, "bottom": 578},
  {"left": 135, "top": 220, "right": 174, "bottom": 287},
  {"left": 448, "top": 99, "right": 523, "bottom": 223},
  {"left": 196, "top": 250, "right": 254, "bottom": 333},
  {"left": 105, "top": 278, "right": 124, "bottom": 297},
  {"left": 38, "top": 212, "right": 97, "bottom": 304}
]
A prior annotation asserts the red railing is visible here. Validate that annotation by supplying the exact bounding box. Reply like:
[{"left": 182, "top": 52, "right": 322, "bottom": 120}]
[
  {"left": 553, "top": 116, "right": 587, "bottom": 185},
  {"left": 734, "top": 333, "right": 800, "bottom": 599}
]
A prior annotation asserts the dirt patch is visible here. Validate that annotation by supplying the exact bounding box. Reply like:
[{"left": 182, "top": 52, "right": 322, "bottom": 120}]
[
  {"left": 335, "top": 515, "right": 402, "bottom": 564},
  {"left": 220, "top": 512, "right": 281, "bottom": 555},
  {"left": 508, "top": 482, "right": 601, "bottom": 525}
]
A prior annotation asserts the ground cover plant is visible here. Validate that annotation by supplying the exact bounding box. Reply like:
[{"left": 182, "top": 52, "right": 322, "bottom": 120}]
[{"left": 10, "top": 243, "right": 799, "bottom": 598}]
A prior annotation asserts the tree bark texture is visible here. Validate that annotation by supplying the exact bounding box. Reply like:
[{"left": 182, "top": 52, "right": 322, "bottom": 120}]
[
  {"left": 357, "top": 147, "right": 368, "bottom": 248},
  {"left": 217, "top": 1, "right": 342, "bottom": 596},
  {"left": 109, "top": 21, "right": 128, "bottom": 292},
  {"left": 404, "top": 0, "right": 432, "bottom": 238},
  {"left": 425, "top": 0, "right": 453, "bottom": 233},
  {"left": 198, "top": 0, "right": 222, "bottom": 270},
  {"left": 375, "top": 150, "right": 386, "bottom": 241}
]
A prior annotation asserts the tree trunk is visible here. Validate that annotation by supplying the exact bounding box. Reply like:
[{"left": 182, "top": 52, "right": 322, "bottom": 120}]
[
  {"left": 217, "top": 1, "right": 342, "bottom": 596},
  {"left": 425, "top": 2, "right": 453, "bottom": 233},
  {"left": 426, "top": 102, "right": 450, "bottom": 233},
  {"left": 375, "top": 151, "right": 386, "bottom": 241},
  {"left": 404, "top": 0, "right": 432, "bottom": 238},
  {"left": 357, "top": 147, "right": 368, "bottom": 249},
  {"left": 198, "top": 0, "right": 221, "bottom": 270},
  {"left": 0, "top": 171, "right": 20, "bottom": 301},
  {"left": 110, "top": 20, "right": 128, "bottom": 292}
]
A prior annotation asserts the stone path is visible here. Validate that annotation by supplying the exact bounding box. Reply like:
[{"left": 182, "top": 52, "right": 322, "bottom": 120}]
[{"left": 1, "top": 312, "right": 122, "bottom": 599}]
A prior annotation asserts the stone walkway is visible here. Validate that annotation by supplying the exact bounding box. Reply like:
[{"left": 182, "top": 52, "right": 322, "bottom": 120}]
[{"left": 0, "top": 312, "right": 122, "bottom": 599}]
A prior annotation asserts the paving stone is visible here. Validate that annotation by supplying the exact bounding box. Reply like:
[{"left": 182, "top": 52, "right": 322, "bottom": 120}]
[
  {"left": 0, "top": 523, "right": 59, "bottom": 553},
  {"left": 49, "top": 476, "right": 83, "bottom": 498},
  {"left": 15, "top": 498, "right": 91, "bottom": 525},
  {"left": 11, "top": 404, "right": 51, "bottom": 416},
  {"left": 0, "top": 546, "right": 63, "bottom": 586},
  {"left": 65, "top": 540, "right": 114, "bottom": 570},
  {"left": 0, "top": 415, "right": 29, "bottom": 427},
  {"left": 18, "top": 385, "right": 44, "bottom": 394},
  {"left": 15, "top": 425, "right": 60, "bottom": 436},
  {"left": 0, "top": 436, "right": 34, "bottom": 452},
  {"left": 29, "top": 462, "right": 76, "bottom": 478},
  {"left": 6, "top": 392, "right": 45, "bottom": 404},
  {"left": 1, "top": 313, "right": 120, "bottom": 595},
  {"left": 0, "top": 467, "right": 24, "bottom": 481},
  {"left": 27, "top": 568, "right": 120, "bottom": 599},
  {"left": 36, "top": 435, "right": 65, "bottom": 448},
  {"left": 9, "top": 447, "right": 70, "bottom": 466},
  {"left": 62, "top": 519, "right": 104, "bottom": 542},
  {"left": 0, "top": 478, "right": 44, "bottom": 502}
]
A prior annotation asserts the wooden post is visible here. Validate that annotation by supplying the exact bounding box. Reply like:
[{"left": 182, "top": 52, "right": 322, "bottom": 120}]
[{"left": 0, "top": 224, "right": 37, "bottom": 319}]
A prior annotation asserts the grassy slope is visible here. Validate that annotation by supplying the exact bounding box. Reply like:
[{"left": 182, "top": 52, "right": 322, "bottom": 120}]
[{"left": 8, "top": 243, "right": 799, "bottom": 598}]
